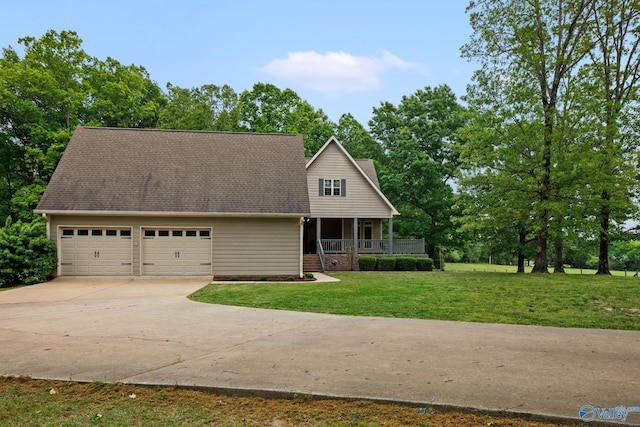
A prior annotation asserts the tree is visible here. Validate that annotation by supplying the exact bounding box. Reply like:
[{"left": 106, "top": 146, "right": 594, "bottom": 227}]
[
  {"left": 158, "top": 83, "right": 240, "bottom": 131},
  {"left": 457, "top": 70, "right": 542, "bottom": 273},
  {"left": 610, "top": 239, "right": 640, "bottom": 272},
  {"left": 239, "top": 83, "right": 335, "bottom": 155},
  {"left": 0, "top": 30, "right": 91, "bottom": 219},
  {"left": 369, "top": 85, "right": 465, "bottom": 259},
  {"left": 0, "top": 30, "right": 165, "bottom": 223},
  {"left": 581, "top": 0, "right": 640, "bottom": 274},
  {"left": 334, "top": 113, "right": 384, "bottom": 162},
  {"left": 84, "top": 57, "right": 165, "bottom": 128},
  {"left": 462, "top": 0, "right": 597, "bottom": 273}
]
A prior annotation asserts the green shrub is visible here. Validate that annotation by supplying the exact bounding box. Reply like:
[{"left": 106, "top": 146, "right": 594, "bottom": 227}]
[
  {"left": 259, "top": 275, "right": 268, "bottom": 281},
  {"left": 304, "top": 273, "right": 314, "bottom": 279},
  {"left": 358, "top": 256, "right": 378, "bottom": 271},
  {"left": 0, "top": 218, "right": 57, "bottom": 287},
  {"left": 379, "top": 257, "right": 396, "bottom": 271},
  {"left": 395, "top": 257, "right": 417, "bottom": 271},
  {"left": 416, "top": 257, "right": 434, "bottom": 271}
]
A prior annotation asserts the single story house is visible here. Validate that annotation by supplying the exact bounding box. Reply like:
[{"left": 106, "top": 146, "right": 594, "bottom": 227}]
[{"left": 36, "top": 127, "right": 423, "bottom": 278}]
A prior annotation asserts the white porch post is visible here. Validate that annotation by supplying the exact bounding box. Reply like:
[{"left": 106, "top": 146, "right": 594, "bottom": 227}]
[
  {"left": 316, "top": 218, "right": 322, "bottom": 253},
  {"left": 353, "top": 217, "right": 358, "bottom": 257},
  {"left": 388, "top": 218, "right": 393, "bottom": 255}
]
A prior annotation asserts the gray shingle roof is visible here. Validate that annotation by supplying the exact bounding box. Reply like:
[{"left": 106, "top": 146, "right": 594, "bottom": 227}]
[
  {"left": 36, "top": 127, "right": 310, "bottom": 215},
  {"left": 354, "top": 159, "right": 380, "bottom": 189}
]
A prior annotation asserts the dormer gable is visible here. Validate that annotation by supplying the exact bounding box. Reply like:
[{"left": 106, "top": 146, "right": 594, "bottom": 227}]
[{"left": 306, "top": 136, "right": 399, "bottom": 218}]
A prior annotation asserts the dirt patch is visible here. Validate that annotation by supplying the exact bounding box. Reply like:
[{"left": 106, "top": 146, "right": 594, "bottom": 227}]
[
  {"left": 1, "top": 377, "right": 576, "bottom": 426},
  {"left": 595, "top": 300, "right": 640, "bottom": 317}
]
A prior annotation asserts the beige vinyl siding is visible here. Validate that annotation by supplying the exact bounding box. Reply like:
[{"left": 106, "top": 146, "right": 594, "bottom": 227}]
[
  {"left": 49, "top": 215, "right": 301, "bottom": 276},
  {"left": 307, "top": 143, "right": 393, "bottom": 218},
  {"left": 212, "top": 218, "right": 301, "bottom": 275}
]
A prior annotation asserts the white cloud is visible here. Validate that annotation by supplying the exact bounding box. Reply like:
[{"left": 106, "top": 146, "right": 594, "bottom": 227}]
[{"left": 261, "top": 50, "right": 420, "bottom": 93}]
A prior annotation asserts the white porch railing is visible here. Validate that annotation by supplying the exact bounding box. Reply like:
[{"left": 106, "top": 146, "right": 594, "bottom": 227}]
[{"left": 320, "top": 239, "right": 425, "bottom": 254}]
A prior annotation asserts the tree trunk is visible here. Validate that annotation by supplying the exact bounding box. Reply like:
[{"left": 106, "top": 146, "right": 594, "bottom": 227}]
[
  {"left": 531, "top": 227, "right": 549, "bottom": 273},
  {"left": 429, "top": 215, "right": 440, "bottom": 269},
  {"left": 427, "top": 242, "right": 435, "bottom": 261},
  {"left": 532, "top": 103, "right": 552, "bottom": 274},
  {"left": 596, "top": 190, "right": 611, "bottom": 275},
  {"left": 517, "top": 228, "right": 526, "bottom": 273},
  {"left": 553, "top": 236, "right": 565, "bottom": 273}
]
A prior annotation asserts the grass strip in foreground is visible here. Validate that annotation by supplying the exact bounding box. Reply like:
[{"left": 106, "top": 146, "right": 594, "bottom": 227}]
[{"left": 0, "top": 377, "right": 576, "bottom": 426}]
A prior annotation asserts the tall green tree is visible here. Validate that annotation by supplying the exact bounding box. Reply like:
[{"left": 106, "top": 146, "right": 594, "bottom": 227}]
[
  {"left": 457, "top": 71, "right": 542, "bottom": 272},
  {"left": 158, "top": 83, "right": 240, "bottom": 131},
  {"left": 84, "top": 57, "right": 165, "bottom": 128},
  {"left": 462, "top": 0, "right": 596, "bottom": 273},
  {"left": 369, "top": 85, "right": 465, "bottom": 258},
  {"left": 581, "top": 0, "right": 640, "bottom": 274},
  {"left": 0, "top": 30, "right": 165, "bottom": 223},
  {"left": 0, "top": 30, "right": 90, "bottom": 219},
  {"left": 334, "top": 113, "right": 384, "bottom": 162},
  {"left": 239, "top": 83, "right": 335, "bottom": 155}
]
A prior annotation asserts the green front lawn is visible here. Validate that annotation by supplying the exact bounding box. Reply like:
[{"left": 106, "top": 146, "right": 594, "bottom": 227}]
[
  {"left": 446, "top": 262, "right": 632, "bottom": 275},
  {"left": 190, "top": 271, "right": 640, "bottom": 330}
]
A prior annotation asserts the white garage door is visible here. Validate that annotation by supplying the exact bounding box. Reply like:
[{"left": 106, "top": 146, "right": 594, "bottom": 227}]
[
  {"left": 141, "top": 228, "right": 212, "bottom": 275},
  {"left": 60, "top": 228, "right": 133, "bottom": 275}
]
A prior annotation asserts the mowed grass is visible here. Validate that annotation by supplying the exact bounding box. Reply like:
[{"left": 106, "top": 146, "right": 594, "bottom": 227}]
[
  {"left": 0, "top": 377, "right": 569, "bottom": 427},
  {"left": 446, "top": 262, "right": 632, "bottom": 275},
  {"left": 190, "top": 270, "right": 640, "bottom": 330}
]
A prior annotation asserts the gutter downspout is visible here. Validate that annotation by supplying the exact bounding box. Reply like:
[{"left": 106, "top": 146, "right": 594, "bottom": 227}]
[
  {"left": 299, "top": 217, "right": 304, "bottom": 278},
  {"left": 42, "top": 213, "right": 50, "bottom": 238}
]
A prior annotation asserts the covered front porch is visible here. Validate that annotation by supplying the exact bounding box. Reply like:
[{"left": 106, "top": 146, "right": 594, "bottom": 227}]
[{"left": 303, "top": 217, "right": 425, "bottom": 256}]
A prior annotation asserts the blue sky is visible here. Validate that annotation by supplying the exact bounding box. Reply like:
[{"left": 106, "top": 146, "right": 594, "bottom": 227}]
[{"left": 1, "top": 0, "right": 476, "bottom": 126}]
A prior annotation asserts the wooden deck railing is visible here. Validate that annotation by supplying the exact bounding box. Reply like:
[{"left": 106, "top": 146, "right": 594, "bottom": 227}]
[{"left": 320, "top": 239, "right": 425, "bottom": 254}]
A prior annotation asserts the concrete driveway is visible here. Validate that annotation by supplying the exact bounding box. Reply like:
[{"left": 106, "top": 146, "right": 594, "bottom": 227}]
[{"left": 1, "top": 276, "right": 639, "bottom": 425}]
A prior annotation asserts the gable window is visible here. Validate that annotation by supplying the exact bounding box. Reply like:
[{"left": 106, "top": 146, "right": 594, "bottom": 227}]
[{"left": 319, "top": 178, "right": 346, "bottom": 197}]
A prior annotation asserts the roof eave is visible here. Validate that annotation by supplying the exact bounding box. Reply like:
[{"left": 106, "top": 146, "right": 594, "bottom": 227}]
[{"left": 35, "top": 210, "right": 310, "bottom": 218}]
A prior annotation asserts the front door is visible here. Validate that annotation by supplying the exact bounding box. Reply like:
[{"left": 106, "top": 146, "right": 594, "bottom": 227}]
[{"left": 363, "top": 221, "right": 373, "bottom": 249}]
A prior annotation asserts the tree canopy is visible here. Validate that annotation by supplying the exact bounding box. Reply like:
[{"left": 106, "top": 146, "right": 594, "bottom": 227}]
[
  {"left": 460, "top": 0, "right": 640, "bottom": 274},
  {"left": 0, "top": 30, "right": 165, "bottom": 222},
  {"left": 369, "top": 85, "right": 466, "bottom": 260}
]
